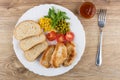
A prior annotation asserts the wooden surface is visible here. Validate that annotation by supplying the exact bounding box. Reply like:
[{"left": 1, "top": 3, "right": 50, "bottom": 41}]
[{"left": 0, "top": 0, "right": 120, "bottom": 80}]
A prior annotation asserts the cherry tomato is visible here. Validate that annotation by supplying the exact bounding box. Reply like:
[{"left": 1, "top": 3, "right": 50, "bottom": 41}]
[
  {"left": 65, "top": 32, "right": 74, "bottom": 41},
  {"left": 56, "top": 34, "right": 65, "bottom": 43},
  {"left": 46, "top": 31, "right": 57, "bottom": 41}
]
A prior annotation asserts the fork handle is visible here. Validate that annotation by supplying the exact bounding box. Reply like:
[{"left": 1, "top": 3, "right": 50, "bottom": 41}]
[{"left": 96, "top": 29, "right": 103, "bottom": 66}]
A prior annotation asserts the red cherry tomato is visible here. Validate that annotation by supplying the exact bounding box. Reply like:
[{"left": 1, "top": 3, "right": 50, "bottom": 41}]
[
  {"left": 65, "top": 32, "right": 74, "bottom": 41},
  {"left": 46, "top": 31, "right": 57, "bottom": 41},
  {"left": 56, "top": 34, "right": 65, "bottom": 43}
]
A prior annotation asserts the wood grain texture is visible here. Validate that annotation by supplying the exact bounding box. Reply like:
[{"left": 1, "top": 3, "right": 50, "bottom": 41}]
[{"left": 0, "top": 0, "right": 120, "bottom": 80}]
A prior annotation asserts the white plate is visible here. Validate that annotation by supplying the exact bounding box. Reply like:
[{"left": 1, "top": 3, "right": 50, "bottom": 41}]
[{"left": 12, "top": 4, "right": 85, "bottom": 76}]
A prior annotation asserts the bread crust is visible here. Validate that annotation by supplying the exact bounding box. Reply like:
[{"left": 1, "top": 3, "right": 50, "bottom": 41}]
[
  {"left": 20, "top": 33, "right": 46, "bottom": 51},
  {"left": 14, "top": 20, "right": 42, "bottom": 40},
  {"left": 24, "top": 41, "right": 48, "bottom": 62}
]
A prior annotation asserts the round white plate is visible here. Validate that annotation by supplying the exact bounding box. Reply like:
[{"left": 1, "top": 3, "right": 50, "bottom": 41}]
[{"left": 13, "top": 4, "right": 85, "bottom": 76}]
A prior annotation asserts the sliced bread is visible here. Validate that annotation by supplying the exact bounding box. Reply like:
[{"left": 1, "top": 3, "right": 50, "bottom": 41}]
[
  {"left": 14, "top": 20, "right": 42, "bottom": 40},
  {"left": 20, "top": 33, "right": 46, "bottom": 51},
  {"left": 24, "top": 41, "right": 48, "bottom": 62},
  {"left": 40, "top": 45, "right": 55, "bottom": 68},
  {"left": 50, "top": 43, "right": 67, "bottom": 68}
]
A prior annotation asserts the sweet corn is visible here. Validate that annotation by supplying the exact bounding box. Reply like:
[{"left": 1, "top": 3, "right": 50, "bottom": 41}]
[{"left": 39, "top": 18, "right": 54, "bottom": 32}]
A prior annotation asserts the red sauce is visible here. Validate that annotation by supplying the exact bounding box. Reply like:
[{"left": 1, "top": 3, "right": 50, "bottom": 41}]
[{"left": 80, "top": 2, "right": 96, "bottom": 18}]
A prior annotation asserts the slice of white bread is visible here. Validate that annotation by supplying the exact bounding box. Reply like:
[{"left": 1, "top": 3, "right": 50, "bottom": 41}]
[
  {"left": 63, "top": 42, "right": 76, "bottom": 66},
  {"left": 14, "top": 20, "right": 42, "bottom": 40},
  {"left": 40, "top": 45, "right": 55, "bottom": 68},
  {"left": 20, "top": 33, "right": 46, "bottom": 51},
  {"left": 50, "top": 43, "right": 67, "bottom": 68},
  {"left": 24, "top": 41, "right": 48, "bottom": 62}
]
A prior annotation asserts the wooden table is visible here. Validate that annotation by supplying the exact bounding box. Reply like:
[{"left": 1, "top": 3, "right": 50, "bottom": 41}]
[{"left": 0, "top": 0, "right": 120, "bottom": 80}]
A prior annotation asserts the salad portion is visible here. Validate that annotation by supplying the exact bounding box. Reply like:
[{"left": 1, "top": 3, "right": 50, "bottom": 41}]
[{"left": 39, "top": 7, "right": 74, "bottom": 43}]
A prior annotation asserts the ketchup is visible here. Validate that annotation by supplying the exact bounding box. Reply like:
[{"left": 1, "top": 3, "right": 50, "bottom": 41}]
[{"left": 80, "top": 2, "right": 96, "bottom": 18}]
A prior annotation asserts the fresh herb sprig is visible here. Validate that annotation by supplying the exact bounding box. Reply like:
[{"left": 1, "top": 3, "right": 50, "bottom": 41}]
[{"left": 44, "top": 7, "right": 70, "bottom": 28}]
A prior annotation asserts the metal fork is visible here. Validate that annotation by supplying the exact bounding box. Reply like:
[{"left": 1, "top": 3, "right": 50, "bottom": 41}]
[{"left": 96, "top": 9, "right": 107, "bottom": 66}]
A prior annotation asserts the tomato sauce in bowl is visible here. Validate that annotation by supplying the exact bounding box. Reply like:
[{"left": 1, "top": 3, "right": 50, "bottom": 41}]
[{"left": 79, "top": 2, "right": 96, "bottom": 18}]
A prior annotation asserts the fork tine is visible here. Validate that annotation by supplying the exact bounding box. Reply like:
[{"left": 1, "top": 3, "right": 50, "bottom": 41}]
[
  {"left": 103, "top": 9, "right": 107, "bottom": 23},
  {"left": 98, "top": 9, "right": 102, "bottom": 22},
  {"left": 101, "top": 9, "right": 105, "bottom": 22},
  {"left": 101, "top": 9, "right": 104, "bottom": 21}
]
